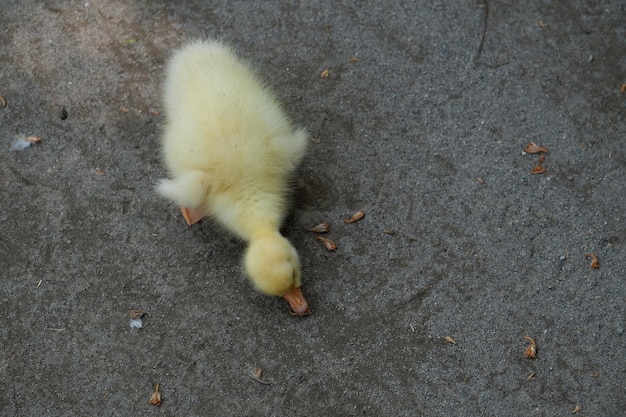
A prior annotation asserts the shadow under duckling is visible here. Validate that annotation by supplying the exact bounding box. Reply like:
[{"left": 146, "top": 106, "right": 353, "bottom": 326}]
[{"left": 157, "top": 40, "right": 310, "bottom": 316}]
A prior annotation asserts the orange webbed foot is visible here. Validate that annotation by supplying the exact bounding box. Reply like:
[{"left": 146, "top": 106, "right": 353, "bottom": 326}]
[{"left": 180, "top": 206, "right": 209, "bottom": 226}]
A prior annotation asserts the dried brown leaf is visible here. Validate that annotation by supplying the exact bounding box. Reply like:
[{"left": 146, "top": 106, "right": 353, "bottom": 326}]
[
  {"left": 527, "top": 371, "right": 537, "bottom": 380},
  {"left": 531, "top": 165, "right": 546, "bottom": 174},
  {"left": 316, "top": 236, "right": 337, "bottom": 251},
  {"left": 621, "top": 84, "right": 626, "bottom": 93},
  {"left": 320, "top": 69, "right": 330, "bottom": 78},
  {"left": 343, "top": 210, "right": 365, "bottom": 224},
  {"left": 524, "top": 344, "right": 537, "bottom": 358},
  {"left": 0, "top": 96, "right": 6, "bottom": 108},
  {"left": 129, "top": 309, "right": 149, "bottom": 319},
  {"left": 306, "top": 222, "right": 330, "bottom": 233},
  {"left": 523, "top": 335, "right": 537, "bottom": 359},
  {"left": 149, "top": 384, "right": 162, "bottom": 406},
  {"left": 24, "top": 135, "right": 42, "bottom": 143},
  {"left": 444, "top": 336, "right": 457, "bottom": 345},
  {"left": 249, "top": 368, "right": 271, "bottom": 385},
  {"left": 584, "top": 253, "right": 600, "bottom": 269},
  {"left": 571, "top": 405, "right": 582, "bottom": 413},
  {"left": 524, "top": 141, "right": 549, "bottom": 154}
]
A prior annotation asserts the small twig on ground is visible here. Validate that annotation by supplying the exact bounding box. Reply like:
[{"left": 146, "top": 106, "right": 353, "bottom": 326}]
[{"left": 474, "top": 0, "right": 489, "bottom": 64}]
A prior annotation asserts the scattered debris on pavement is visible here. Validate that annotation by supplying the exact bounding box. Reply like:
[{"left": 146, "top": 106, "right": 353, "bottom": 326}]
[
  {"left": 444, "top": 336, "right": 457, "bottom": 345},
  {"left": 523, "top": 335, "right": 537, "bottom": 359},
  {"left": 129, "top": 309, "right": 149, "bottom": 329},
  {"left": 584, "top": 253, "right": 600, "bottom": 269},
  {"left": 10, "top": 134, "right": 42, "bottom": 151},
  {"left": 249, "top": 368, "right": 271, "bottom": 385},
  {"left": 316, "top": 236, "right": 337, "bottom": 251},
  {"left": 306, "top": 222, "right": 330, "bottom": 233},
  {"left": 149, "top": 384, "right": 162, "bottom": 406},
  {"left": 344, "top": 210, "right": 365, "bottom": 224}
]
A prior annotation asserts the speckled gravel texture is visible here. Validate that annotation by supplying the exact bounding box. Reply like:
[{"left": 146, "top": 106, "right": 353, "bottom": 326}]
[{"left": 1, "top": 1, "right": 624, "bottom": 416}]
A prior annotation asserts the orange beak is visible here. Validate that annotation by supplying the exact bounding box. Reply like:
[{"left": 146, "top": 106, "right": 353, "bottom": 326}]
[{"left": 282, "top": 287, "right": 310, "bottom": 316}]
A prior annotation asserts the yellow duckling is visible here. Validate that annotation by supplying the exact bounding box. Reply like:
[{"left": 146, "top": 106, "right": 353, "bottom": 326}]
[{"left": 157, "top": 40, "right": 310, "bottom": 315}]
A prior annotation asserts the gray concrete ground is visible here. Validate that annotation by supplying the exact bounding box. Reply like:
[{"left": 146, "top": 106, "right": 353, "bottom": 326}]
[{"left": 1, "top": 1, "right": 624, "bottom": 416}]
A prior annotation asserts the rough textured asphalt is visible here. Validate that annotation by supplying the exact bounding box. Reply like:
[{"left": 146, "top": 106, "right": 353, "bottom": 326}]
[{"left": 1, "top": 1, "right": 624, "bottom": 416}]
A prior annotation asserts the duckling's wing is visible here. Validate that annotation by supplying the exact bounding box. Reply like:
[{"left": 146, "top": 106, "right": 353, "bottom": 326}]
[{"left": 157, "top": 170, "right": 212, "bottom": 212}]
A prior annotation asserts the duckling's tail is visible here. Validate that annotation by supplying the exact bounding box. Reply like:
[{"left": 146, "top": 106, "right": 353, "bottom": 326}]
[{"left": 156, "top": 170, "right": 212, "bottom": 209}]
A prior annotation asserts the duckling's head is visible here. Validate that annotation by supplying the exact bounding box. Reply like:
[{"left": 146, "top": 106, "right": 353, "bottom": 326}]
[{"left": 244, "top": 231, "right": 310, "bottom": 316}]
